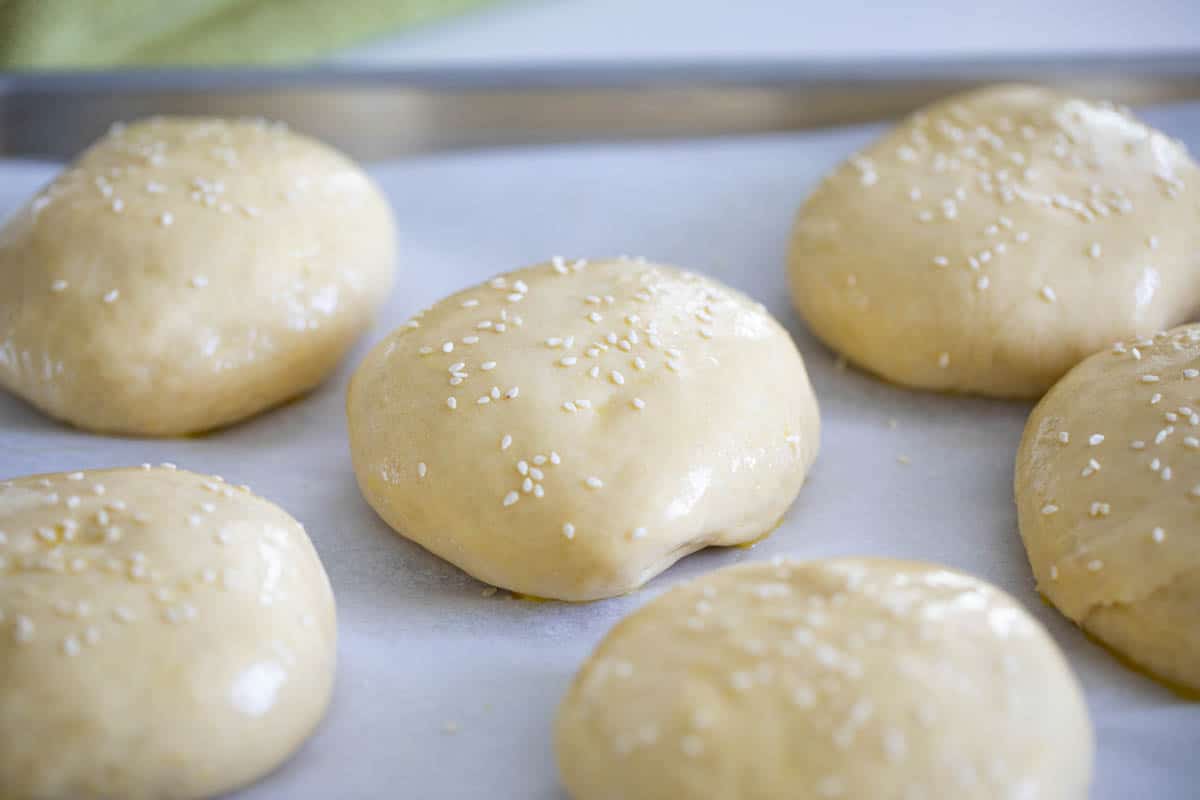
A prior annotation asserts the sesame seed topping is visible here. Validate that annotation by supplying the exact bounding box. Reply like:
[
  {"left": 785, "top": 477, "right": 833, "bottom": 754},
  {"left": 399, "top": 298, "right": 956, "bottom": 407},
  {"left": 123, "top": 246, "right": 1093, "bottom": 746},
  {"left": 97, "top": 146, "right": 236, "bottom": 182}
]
[
  {"left": 562, "top": 523, "right": 576, "bottom": 539},
  {"left": 1039, "top": 286, "right": 1057, "bottom": 303},
  {"left": 559, "top": 356, "right": 577, "bottom": 367},
  {"left": 418, "top": 462, "right": 427, "bottom": 479},
  {"left": 631, "top": 527, "right": 648, "bottom": 539},
  {"left": 1087, "top": 559, "right": 1104, "bottom": 572},
  {"left": 103, "top": 289, "right": 120, "bottom": 303},
  {"left": 442, "top": 342, "right": 454, "bottom": 353},
  {"left": 1141, "top": 374, "right": 1161, "bottom": 383},
  {"left": 1089, "top": 434, "right": 1104, "bottom": 446},
  {"left": 446, "top": 397, "right": 457, "bottom": 410},
  {"left": 503, "top": 491, "right": 519, "bottom": 507},
  {"left": 585, "top": 477, "right": 604, "bottom": 490},
  {"left": 631, "top": 397, "right": 646, "bottom": 410},
  {"left": 1041, "top": 504, "right": 1058, "bottom": 515},
  {"left": 610, "top": 370, "right": 625, "bottom": 386},
  {"left": 482, "top": 361, "right": 497, "bottom": 371},
  {"left": 937, "top": 352, "right": 950, "bottom": 369},
  {"left": 1058, "top": 432, "right": 1070, "bottom": 444}
]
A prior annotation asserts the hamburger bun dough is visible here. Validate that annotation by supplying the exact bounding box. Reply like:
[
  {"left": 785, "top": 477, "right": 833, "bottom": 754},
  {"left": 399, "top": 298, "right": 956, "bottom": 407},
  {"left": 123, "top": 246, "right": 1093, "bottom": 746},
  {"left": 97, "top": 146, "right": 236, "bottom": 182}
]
[
  {"left": 347, "top": 257, "right": 819, "bottom": 601},
  {"left": 0, "top": 466, "right": 337, "bottom": 799},
  {"left": 556, "top": 558, "right": 1093, "bottom": 800},
  {"left": 0, "top": 116, "right": 396, "bottom": 435},
  {"left": 788, "top": 84, "right": 1200, "bottom": 398},
  {"left": 1016, "top": 323, "right": 1200, "bottom": 691}
]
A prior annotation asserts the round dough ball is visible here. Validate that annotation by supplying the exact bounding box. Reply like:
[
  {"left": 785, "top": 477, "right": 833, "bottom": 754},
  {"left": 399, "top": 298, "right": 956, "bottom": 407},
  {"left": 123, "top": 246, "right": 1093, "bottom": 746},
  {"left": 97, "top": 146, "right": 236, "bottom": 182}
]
[
  {"left": 0, "top": 466, "right": 336, "bottom": 799},
  {"left": 0, "top": 117, "right": 396, "bottom": 435},
  {"left": 788, "top": 84, "right": 1200, "bottom": 398},
  {"left": 347, "top": 258, "right": 819, "bottom": 601},
  {"left": 556, "top": 558, "right": 1092, "bottom": 800},
  {"left": 1016, "top": 323, "right": 1200, "bottom": 690}
]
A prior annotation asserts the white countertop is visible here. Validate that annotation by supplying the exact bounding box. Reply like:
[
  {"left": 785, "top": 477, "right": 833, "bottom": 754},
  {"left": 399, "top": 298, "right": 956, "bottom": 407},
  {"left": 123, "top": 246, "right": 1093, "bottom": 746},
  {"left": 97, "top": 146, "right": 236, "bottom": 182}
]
[{"left": 331, "top": 0, "right": 1200, "bottom": 66}]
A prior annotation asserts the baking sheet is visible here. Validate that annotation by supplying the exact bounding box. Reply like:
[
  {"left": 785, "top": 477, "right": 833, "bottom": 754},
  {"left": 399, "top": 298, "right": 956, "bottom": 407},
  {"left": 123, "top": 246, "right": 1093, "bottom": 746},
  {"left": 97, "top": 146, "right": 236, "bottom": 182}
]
[{"left": 2, "top": 101, "right": 1199, "bottom": 799}]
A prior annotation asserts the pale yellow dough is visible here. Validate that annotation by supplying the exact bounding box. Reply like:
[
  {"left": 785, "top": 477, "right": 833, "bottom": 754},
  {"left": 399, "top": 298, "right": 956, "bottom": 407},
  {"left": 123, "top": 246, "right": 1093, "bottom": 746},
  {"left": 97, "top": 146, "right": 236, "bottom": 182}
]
[
  {"left": 788, "top": 84, "right": 1200, "bottom": 398},
  {"left": 556, "top": 558, "right": 1092, "bottom": 800},
  {"left": 347, "top": 258, "right": 820, "bottom": 601},
  {"left": 0, "top": 117, "right": 396, "bottom": 435},
  {"left": 0, "top": 467, "right": 337, "bottom": 800},
  {"left": 1016, "top": 323, "right": 1200, "bottom": 691}
]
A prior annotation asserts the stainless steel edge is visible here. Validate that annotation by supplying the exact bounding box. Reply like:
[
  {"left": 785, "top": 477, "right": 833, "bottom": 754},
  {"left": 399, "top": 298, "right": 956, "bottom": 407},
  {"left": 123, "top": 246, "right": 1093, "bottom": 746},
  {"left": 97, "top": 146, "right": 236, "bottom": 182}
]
[{"left": 2, "top": 53, "right": 1199, "bottom": 160}]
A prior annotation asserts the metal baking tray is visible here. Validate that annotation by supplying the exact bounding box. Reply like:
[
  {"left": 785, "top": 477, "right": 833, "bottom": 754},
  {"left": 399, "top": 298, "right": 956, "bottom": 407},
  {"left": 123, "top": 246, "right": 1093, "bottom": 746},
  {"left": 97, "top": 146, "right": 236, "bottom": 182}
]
[{"left": 2, "top": 52, "right": 1200, "bottom": 160}]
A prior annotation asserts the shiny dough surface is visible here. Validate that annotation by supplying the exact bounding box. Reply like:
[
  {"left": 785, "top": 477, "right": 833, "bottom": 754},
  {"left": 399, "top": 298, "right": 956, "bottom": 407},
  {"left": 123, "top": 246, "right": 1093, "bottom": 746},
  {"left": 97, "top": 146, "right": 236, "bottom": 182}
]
[
  {"left": 1016, "top": 323, "right": 1200, "bottom": 691},
  {"left": 347, "top": 258, "right": 820, "bottom": 601},
  {"left": 556, "top": 558, "right": 1092, "bottom": 800},
  {"left": 0, "top": 116, "right": 396, "bottom": 435},
  {"left": 0, "top": 467, "right": 337, "bottom": 800},
  {"left": 788, "top": 84, "right": 1200, "bottom": 398}
]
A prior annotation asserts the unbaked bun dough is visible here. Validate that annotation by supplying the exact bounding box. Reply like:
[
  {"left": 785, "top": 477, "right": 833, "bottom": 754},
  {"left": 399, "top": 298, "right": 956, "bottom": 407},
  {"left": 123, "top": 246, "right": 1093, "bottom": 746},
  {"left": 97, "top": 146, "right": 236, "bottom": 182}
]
[
  {"left": 0, "top": 116, "right": 396, "bottom": 435},
  {"left": 556, "top": 558, "right": 1092, "bottom": 800},
  {"left": 1017, "top": 323, "right": 1200, "bottom": 690},
  {"left": 0, "top": 466, "right": 336, "bottom": 799},
  {"left": 347, "top": 257, "right": 819, "bottom": 601},
  {"left": 788, "top": 84, "right": 1200, "bottom": 398}
]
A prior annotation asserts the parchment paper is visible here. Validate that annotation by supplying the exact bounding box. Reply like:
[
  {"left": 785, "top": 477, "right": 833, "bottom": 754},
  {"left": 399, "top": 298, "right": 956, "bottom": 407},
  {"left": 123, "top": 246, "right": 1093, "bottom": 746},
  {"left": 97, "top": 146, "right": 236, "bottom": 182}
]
[{"left": 3, "top": 102, "right": 1199, "bottom": 799}]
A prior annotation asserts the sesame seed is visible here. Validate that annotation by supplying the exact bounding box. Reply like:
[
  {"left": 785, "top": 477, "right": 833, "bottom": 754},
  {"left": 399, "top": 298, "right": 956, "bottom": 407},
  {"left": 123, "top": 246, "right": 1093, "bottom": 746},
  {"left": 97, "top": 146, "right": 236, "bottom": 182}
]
[
  {"left": 1050, "top": 565, "right": 1059, "bottom": 581},
  {"left": 562, "top": 523, "right": 576, "bottom": 539},
  {"left": 481, "top": 361, "right": 497, "bottom": 371},
  {"left": 442, "top": 342, "right": 454, "bottom": 353},
  {"left": 1152, "top": 527, "right": 1167, "bottom": 542},
  {"left": 1089, "top": 434, "right": 1104, "bottom": 446},
  {"left": 417, "top": 462, "right": 427, "bottom": 479},
  {"left": 419, "top": 346, "right": 433, "bottom": 356},
  {"left": 1088, "top": 242, "right": 1102, "bottom": 259},
  {"left": 462, "top": 336, "right": 479, "bottom": 345},
  {"left": 1039, "top": 286, "right": 1057, "bottom": 303},
  {"left": 490, "top": 386, "right": 501, "bottom": 400},
  {"left": 588, "top": 312, "right": 603, "bottom": 323},
  {"left": 1151, "top": 393, "right": 1163, "bottom": 405},
  {"left": 517, "top": 461, "right": 529, "bottom": 476},
  {"left": 550, "top": 451, "right": 561, "bottom": 465},
  {"left": 562, "top": 401, "right": 578, "bottom": 413},
  {"left": 446, "top": 397, "right": 457, "bottom": 410},
  {"left": 103, "top": 289, "right": 120, "bottom": 303},
  {"left": 631, "top": 527, "right": 648, "bottom": 539},
  {"left": 1185, "top": 369, "right": 1199, "bottom": 379},
  {"left": 559, "top": 356, "right": 577, "bottom": 367},
  {"left": 461, "top": 299, "right": 479, "bottom": 308},
  {"left": 1141, "top": 374, "right": 1161, "bottom": 384},
  {"left": 937, "top": 352, "right": 950, "bottom": 369},
  {"left": 1087, "top": 560, "right": 1104, "bottom": 572},
  {"left": 610, "top": 370, "right": 625, "bottom": 385},
  {"left": 62, "top": 636, "right": 81, "bottom": 656},
  {"left": 1058, "top": 431, "right": 1070, "bottom": 444},
  {"left": 502, "top": 491, "right": 519, "bottom": 507},
  {"left": 585, "top": 477, "right": 604, "bottom": 490},
  {"left": 631, "top": 397, "right": 646, "bottom": 410},
  {"left": 477, "top": 396, "right": 490, "bottom": 405},
  {"left": 1041, "top": 504, "right": 1058, "bottom": 515}
]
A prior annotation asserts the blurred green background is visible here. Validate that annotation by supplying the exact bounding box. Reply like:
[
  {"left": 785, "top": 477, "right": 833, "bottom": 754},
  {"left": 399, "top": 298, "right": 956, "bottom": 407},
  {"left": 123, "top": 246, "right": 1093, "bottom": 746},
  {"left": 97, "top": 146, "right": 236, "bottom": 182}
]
[{"left": 0, "top": 0, "right": 499, "bottom": 68}]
